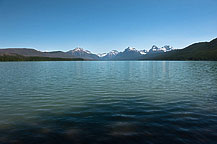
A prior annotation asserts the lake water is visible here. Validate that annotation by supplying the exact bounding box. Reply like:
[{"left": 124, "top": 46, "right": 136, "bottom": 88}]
[{"left": 0, "top": 61, "right": 217, "bottom": 144}]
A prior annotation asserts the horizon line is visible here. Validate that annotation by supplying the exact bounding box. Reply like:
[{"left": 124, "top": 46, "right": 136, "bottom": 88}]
[{"left": 0, "top": 37, "right": 216, "bottom": 54}]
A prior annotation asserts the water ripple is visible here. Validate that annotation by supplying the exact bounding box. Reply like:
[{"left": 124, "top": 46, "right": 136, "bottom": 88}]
[{"left": 0, "top": 61, "right": 217, "bottom": 144}]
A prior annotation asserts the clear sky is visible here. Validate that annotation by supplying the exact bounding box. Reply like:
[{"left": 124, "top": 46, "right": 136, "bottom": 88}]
[{"left": 0, "top": 0, "right": 217, "bottom": 53}]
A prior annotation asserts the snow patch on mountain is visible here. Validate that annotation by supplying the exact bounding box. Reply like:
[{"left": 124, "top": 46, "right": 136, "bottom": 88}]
[
  {"left": 149, "top": 45, "right": 174, "bottom": 53},
  {"left": 139, "top": 50, "right": 148, "bottom": 55},
  {"left": 73, "top": 48, "right": 92, "bottom": 54},
  {"left": 125, "top": 47, "right": 138, "bottom": 52},
  {"left": 97, "top": 53, "right": 107, "bottom": 57},
  {"left": 107, "top": 50, "right": 119, "bottom": 56}
]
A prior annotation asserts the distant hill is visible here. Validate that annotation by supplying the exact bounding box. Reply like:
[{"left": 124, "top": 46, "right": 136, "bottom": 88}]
[
  {"left": 141, "top": 38, "right": 217, "bottom": 61},
  {"left": 0, "top": 55, "right": 83, "bottom": 61},
  {"left": 0, "top": 48, "right": 85, "bottom": 61},
  {"left": 0, "top": 48, "right": 75, "bottom": 58},
  {"left": 0, "top": 48, "right": 100, "bottom": 61}
]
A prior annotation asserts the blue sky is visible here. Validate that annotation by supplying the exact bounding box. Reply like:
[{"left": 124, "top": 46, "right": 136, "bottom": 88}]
[{"left": 0, "top": 0, "right": 217, "bottom": 53}]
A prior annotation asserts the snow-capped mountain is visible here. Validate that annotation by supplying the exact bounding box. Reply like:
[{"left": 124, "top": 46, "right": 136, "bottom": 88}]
[
  {"left": 124, "top": 47, "right": 138, "bottom": 52},
  {"left": 68, "top": 48, "right": 91, "bottom": 54},
  {"left": 107, "top": 50, "right": 119, "bottom": 56},
  {"left": 65, "top": 45, "right": 174, "bottom": 60},
  {"left": 149, "top": 45, "right": 159, "bottom": 52},
  {"left": 100, "top": 50, "right": 119, "bottom": 60},
  {"left": 162, "top": 45, "right": 174, "bottom": 51},
  {"left": 114, "top": 47, "right": 142, "bottom": 60},
  {"left": 67, "top": 48, "right": 99, "bottom": 60},
  {"left": 149, "top": 45, "right": 174, "bottom": 53}
]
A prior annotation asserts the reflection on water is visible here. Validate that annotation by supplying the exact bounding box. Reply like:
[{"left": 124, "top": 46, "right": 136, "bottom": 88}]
[{"left": 0, "top": 61, "right": 217, "bottom": 144}]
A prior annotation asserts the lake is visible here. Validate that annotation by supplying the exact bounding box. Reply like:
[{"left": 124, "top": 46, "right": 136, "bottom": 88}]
[{"left": 0, "top": 61, "right": 217, "bottom": 144}]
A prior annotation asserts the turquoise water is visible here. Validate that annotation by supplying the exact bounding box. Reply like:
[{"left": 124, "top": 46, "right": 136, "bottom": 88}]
[{"left": 0, "top": 61, "right": 217, "bottom": 144}]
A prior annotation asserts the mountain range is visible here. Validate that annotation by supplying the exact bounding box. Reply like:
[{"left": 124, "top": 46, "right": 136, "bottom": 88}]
[
  {"left": 141, "top": 38, "right": 217, "bottom": 60},
  {"left": 0, "top": 38, "right": 216, "bottom": 61}
]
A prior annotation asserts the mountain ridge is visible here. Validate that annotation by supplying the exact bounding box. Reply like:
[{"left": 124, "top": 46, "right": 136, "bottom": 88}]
[
  {"left": 66, "top": 48, "right": 99, "bottom": 60},
  {"left": 141, "top": 38, "right": 217, "bottom": 61},
  {"left": 0, "top": 38, "right": 216, "bottom": 61}
]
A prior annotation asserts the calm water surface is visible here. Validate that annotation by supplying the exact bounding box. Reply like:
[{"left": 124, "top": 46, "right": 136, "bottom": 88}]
[{"left": 0, "top": 61, "right": 217, "bottom": 144}]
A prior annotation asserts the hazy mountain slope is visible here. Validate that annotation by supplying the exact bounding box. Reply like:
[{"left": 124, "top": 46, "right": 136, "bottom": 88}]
[
  {"left": 0, "top": 48, "right": 76, "bottom": 58},
  {"left": 44, "top": 51, "right": 76, "bottom": 58},
  {"left": 0, "top": 55, "right": 83, "bottom": 61},
  {"left": 0, "top": 48, "right": 46, "bottom": 57}
]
